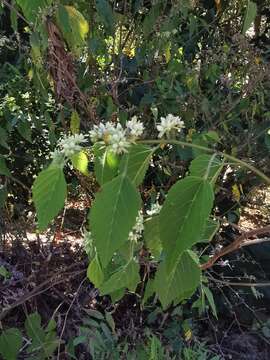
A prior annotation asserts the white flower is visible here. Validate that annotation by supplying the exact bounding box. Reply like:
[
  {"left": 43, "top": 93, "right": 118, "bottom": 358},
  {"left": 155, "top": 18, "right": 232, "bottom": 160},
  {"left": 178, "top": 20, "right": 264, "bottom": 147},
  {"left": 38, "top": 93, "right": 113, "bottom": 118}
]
[
  {"left": 156, "top": 114, "right": 185, "bottom": 138},
  {"left": 90, "top": 121, "right": 131, "bottom": 154},
  {"left": 146, "top": 203, "right": 162, "bottom": 216},
  {"left": 126, "top": 116, "right": 144, "bottom": 139},
  {"left": 58, "top": 133, "right": 87, "bottom": 157},
  {"left": 128, "top": 211, "right": 144, "bottom": 242},
  {"left": 50, "top": 149, "right": 65, "bottom": 167}
]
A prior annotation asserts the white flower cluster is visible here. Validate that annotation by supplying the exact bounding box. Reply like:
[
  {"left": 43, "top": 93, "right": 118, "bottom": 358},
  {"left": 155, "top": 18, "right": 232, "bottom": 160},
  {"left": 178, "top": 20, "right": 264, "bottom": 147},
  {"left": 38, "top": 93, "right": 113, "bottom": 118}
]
[
  {"left": 51, "top": 133, "right": 87, "bottom": 166},
  {"left": 128, "top": 211, "right": 144, "bottom": 242},
  {"left": 146, "top": 202, "right": 162, "bottom": 216},
  {"left": 58, "top": 134, "right": 87, "bottom": 157},
  {"left": 157, "top": 114, "right": 185, "bottom": 138},
  {"left": 89, "top": 117, "right": 144, "bottom": 154}
]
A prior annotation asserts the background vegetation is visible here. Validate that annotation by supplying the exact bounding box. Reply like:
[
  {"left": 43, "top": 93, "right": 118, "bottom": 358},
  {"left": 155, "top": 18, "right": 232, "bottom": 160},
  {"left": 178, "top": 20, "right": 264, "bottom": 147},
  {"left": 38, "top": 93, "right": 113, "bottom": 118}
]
[{"left": 0, "top": 0, "right": 270, "bottom": 359}]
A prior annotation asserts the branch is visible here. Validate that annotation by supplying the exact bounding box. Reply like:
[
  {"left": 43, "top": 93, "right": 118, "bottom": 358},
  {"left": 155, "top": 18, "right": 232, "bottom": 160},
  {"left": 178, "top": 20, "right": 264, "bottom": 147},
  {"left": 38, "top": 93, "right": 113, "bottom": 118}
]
[{"left": 201, "top": 225, "right": 270, "bottom": 270}]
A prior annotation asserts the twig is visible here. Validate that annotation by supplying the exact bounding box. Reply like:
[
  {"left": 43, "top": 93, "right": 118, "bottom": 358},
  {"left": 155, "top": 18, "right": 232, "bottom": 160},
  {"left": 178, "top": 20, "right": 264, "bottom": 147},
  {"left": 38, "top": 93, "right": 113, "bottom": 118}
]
[
  {"left": 210, "top": 277, "right": 270, "bottom": 288},
  {"left": 57, "top": 277, "right": 86, "bottom": 359},
  {"left": 201, "top": 226, "right": 270, "bottom": 270},
  {"left": 0, "top": 268, "right": 86, "bottom": 321}
]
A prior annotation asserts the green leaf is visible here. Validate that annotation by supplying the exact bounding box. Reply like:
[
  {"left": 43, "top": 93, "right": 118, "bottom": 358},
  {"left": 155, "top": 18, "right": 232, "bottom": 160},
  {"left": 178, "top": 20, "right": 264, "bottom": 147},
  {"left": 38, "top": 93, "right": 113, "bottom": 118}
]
[
  {"left": 94, "top": 144, "right": 119, "bottom": 185},
  {"left": 56, "top": 5, "right": 89, "bottom": 55},
  {"left": 189, "top": 154, "right": 223, "bottom": 183},
  {"left": 0, "top": 328, "right": 23, "bottom": 360},
  {"left": 70, "top": 111, "right": 80, "bottom": 134},
  {"left": 160, "top": 176, "right": 214, "bottom": 273},
  {"left": 242, "top": 1, "right": 257, "bottom": 34},
  {"left": 0, "top": 157, "right": 11, "bottom": 177},
  {"left": 25, "top": 313, "right": 45, "bottom": 351},
  {"left": 95, "top": 0, "right": 115, "bottom": 34},
  {"left": 87, "top": 255, "right": 104, "bottom": 288},
  {"left": 142, "top": 279, "right": 155, "bottom": 305},
  {"left": 15, "top": 0, "right": 50, "bottom": 23},
  {"left": 32, "top": 165, "right": 67, "bottom": 230},
  {"left": 90, "top": 174, "right": 141, "bottom": 267},
  {"left": 154, "top": 251, "right": 201, "bottom": 309},
  {"left": 0, "top": 265, "right": 10, "bottom": 280},
  {"left": 144, "top": 216, "right": 162, "bottom": 258},
  {"left": 202, "top": 285, "right": 218, "bottom": 319},
  {"left": 17, "top": 120, "right": 32, "bottom": 142},
  {"left": 200, "top": 219, "right": 219, "bottom": 243},
  {"left": 119, "top": 144, "right": 154, "bottom": 187},
  {"left": 99, "top": 260, "right": 140, "bottom": 295},
  {"left": 71, "top": 151, "right": 89, "bottom": 176}
]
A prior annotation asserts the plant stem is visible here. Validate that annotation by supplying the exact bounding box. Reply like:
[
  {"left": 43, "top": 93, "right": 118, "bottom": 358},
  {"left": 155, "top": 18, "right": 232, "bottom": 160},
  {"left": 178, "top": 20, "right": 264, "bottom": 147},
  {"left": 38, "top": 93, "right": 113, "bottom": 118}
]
[{"left": 139, "top": 139, "right": 270, "bottom": 185}]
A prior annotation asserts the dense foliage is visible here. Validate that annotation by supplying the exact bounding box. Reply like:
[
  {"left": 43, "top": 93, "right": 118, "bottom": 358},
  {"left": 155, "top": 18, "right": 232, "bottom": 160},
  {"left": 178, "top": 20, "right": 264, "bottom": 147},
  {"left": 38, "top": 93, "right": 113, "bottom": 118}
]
[{"left": 1, "top": 0, "right": 270, "bottom": 358}]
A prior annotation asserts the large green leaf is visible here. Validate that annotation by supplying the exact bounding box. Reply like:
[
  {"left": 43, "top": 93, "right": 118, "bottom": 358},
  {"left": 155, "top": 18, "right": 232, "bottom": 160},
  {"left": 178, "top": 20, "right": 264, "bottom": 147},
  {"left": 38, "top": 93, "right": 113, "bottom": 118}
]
[
  {"left": 94, "top": 144, "right": 119, "bottom": 185},
  {"left": 95, "top": 0, "right": 115, "bottom": 34},
  {"left": 0, "top": 157, "right": 11, "bottom": 177},
  {"left": 89, "top": 174, "right": 141, "bottom": 267},
  {"left": 0, "top": 328, "right": 23, "bottom": 360},
  {"left": 189, "top": 154, "right": 223, "bottom": 183},
  {"left": 99, "top": 260, "right": 140, "bottom": 295},
  {"left": 154, "top": 251, "right": 201, "bottom": 309},
  {"left": 15, "top": 0, "right": 50, "bottom": 23},
  {"left": 56, "top": 5, "right": 89, "bottom": 55},
  {"left": 160, "top": 176, "right": 214, "bottom": 273},
  {"left": 242, "top": 0, "right": 257, "bottom": 34},
  {"left": 119, "top": 144, "right": 154, "bottom": 187},
  {"left": 32, "top": 165, "right": 67, "bottom": 230}
]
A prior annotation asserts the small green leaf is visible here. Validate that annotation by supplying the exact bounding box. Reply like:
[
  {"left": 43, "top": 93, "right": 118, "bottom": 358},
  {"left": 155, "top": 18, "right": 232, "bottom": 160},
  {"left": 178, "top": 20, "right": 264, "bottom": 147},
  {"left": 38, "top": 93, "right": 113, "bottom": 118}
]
[
  {"left": 202, "top": 285, "right": 218, "bottom": 319},
  {"left": 71, "top": 151, "right": 89, "bottom": 176},
  {"left": 200, "top": 219, "right": 219, "bottom": 243},
  {"left": 0, "top": 266, "right": 10, "bottom": 280},
  {"left": 17, "top": 120, "right": 32, "bottom": 142},
  {"left": 99, "top": 260, "right": 140, "bottom": 295},
  {"left": 95, "top": 0, "right": 115, "bottom": 34},
  {"left": 90, "top": 174, "right": 141, "bottom": 267},
  {"left": 94, "top": 144, "right": 119, "bottom": 185},
  {"left": 154, "top": 251, "right": 201, "bottom": 309},
  {"left": 143, "top": 279, "right": 155, "bottom": 305},
  {"left": 0, "top": 157, "right": 11, "bottom": 177},
  {"left": 160, "top": 176, "right": 214, "bottom": 273},
  {"left": 25, "top": 312, "right": 45, "bottom": 352},
  {"left": 70, "top": 111, "right": 80, "bottom": 134},
  {"left": 32, "top": 165, "right": 67, "bottom": 230},
  {"left": 0, "top": 328, "right": 23, "bottom": 360},
  {"left": 119, "top": 144, "right": 154, "bottom": 187},
  {"left": 189, "top": 154, "right": 223, "bottom": 183},
  {"left": 87, "top": 255, "right": 104, "bottom": 288},
  {"left": 242, "top": 1, "right": 257, "bottom": 34}
]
